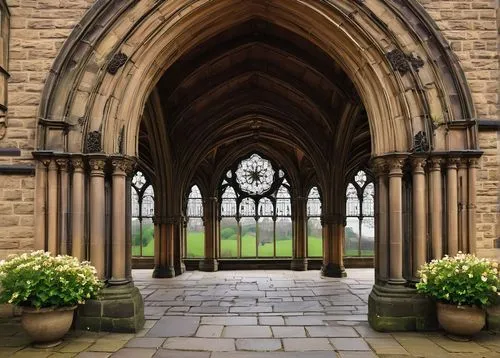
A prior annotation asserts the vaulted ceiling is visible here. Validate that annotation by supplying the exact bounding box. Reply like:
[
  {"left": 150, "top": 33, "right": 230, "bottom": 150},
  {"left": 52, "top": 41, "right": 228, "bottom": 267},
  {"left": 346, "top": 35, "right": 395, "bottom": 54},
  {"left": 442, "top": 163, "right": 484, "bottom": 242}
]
[{"left": 138, "top": 19, "right": 371, "bottom": 191}]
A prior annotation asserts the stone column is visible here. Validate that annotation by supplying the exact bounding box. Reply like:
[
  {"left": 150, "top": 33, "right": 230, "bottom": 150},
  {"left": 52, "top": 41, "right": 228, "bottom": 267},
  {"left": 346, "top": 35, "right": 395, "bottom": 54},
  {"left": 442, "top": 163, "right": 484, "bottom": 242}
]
[
  {"left": 467, "top": 158, "right": 478, "bottom": 254},
  {"left": 321, "top": 213, "right": 346, "bottom": 277},
  {"left": 34, "top": 159, "right": 48, "bottom": 250},
  {"left": 200, "top": 197, "right": 218, "bottom": 271},
  {"left": 165, "top": 217, "right": 177, "bottom": 276},
  {"left": 57, "top": 158, "right": 70, "bottom": 255},
  {"left": 110, "top": 156, "right": 133, "bottom": 284},
  {"left": 411, "top": 157, "right": 427, "bottom": 280},
  {"left": 447, "top": 157, "right": 459, "bottom": 256},
  {"left": 153, "top": 218, "right": 175, "bottom": 277},
  {"left": 458, "top": 159, "right": 468, "bottom": 252},
  {"left": 387, "top": 156, "right": 405, "bottom": 285},
  {"left": 373, "top": 158, "right": 388, "bottom": 283},
  {"left": 428, "top": 157, "right": 443, "bottom": 259},
  {"left": 89, "top": 155, "right": 107, "bottom": 280},
  {"left": 291, "top": 196, "right": 308, "bottom": 271},
  {"left": 71, "top": 156, "right": 86, "bottom": 260},
  {"left": 47, "top": 159, "right": 59, "bottom": 255}
]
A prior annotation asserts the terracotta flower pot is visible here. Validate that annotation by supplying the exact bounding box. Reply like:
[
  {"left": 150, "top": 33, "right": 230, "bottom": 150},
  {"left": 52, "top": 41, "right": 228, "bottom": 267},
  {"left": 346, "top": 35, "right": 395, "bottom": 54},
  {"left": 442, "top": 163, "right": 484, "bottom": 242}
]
[
  {"left": 21, "top": 306, "right": 77, "bottom": 347},
  {"left": 437, "top": 302, "right": 485, "bottom": 336}
]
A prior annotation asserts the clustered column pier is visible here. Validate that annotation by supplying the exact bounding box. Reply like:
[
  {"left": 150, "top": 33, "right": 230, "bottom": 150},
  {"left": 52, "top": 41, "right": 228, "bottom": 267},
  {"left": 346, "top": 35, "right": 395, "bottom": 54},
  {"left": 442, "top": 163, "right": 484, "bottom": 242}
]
[
  {"left": 33, "top": 152, "right": 144, "bottom": 333},
  {"left": 368, "top": 152, "right": 481, "bottom": 331}
]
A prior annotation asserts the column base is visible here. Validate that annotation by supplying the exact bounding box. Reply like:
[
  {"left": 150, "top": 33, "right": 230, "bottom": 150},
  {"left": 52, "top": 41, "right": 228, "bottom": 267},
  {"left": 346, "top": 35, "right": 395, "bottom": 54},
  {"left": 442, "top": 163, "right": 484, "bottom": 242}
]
[
  {"left": 152, "top": 265, "right": 176, "bottom": 278},
  {"left": 290, "top": 258, "right": 308, "bottom": 271},
  {"left": 321, "top": 263, "right": 347, "bottom": 277},
  {"left": 199, "top": 259, "right": 218, "bottom": 272},
  {"left": 368, "top": 284, "right": 437, "bottom": 332},
  {"left": 75, "top": 283, "right": 145, "bottom": 333}
]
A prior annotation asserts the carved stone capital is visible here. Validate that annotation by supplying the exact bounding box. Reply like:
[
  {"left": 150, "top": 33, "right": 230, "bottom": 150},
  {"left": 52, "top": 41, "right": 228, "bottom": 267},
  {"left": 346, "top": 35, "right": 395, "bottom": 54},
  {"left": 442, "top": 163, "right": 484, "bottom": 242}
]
[
  {"left": 428, "top": 157, "right": 442, "bottom": 172},
  {"left": 111, "top": 156, "right": 135, "bottom": 176},
  {"left": 71, "top": 156, "right": 85, "bottom": 172},
  {"left": 88, "top": 157, "right": 107, "bottom": 173},
  {"left": 387, "top": 157, "right": 405, "bottom": 175},
  {"left": 468, "top": 158, "right": 480, "bottom": 168},
  {"left": 56, "top": 158, "right": 70, "bottom": 171},
  {"left": 410, "top": 157, "right": 426, "bottom": 173},
  {"left": 446, "top": 157, "right": 461, "bottom": 169},
  {"left": 458, "top": 158, "right": 468, "bottom": 170}
]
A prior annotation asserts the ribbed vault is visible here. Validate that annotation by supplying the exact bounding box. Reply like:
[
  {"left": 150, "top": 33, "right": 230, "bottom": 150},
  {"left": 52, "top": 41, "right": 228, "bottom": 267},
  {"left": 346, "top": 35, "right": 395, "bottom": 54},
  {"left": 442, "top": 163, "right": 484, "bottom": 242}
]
[{"left": 139, "top": 18, "right": 370, "bottom": 200}]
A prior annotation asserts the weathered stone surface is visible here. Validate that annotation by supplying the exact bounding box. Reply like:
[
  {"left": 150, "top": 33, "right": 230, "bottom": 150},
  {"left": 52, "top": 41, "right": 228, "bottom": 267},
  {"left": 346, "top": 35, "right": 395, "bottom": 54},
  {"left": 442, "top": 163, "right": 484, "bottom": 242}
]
[
  {"left": 222, "top": 325, "right": 272, "bottom": 338},
  {"left": 147, "top": 316, "right": 199, "bottom": 338},
  {"left": 163, "top": 338, "right": 235, "bottom": 351},
  {"left": 282, "top": 338, "right": 334, "bottom": 351},
  {"left": 235, "top": 339, "right": 282, "bottom": 351}
]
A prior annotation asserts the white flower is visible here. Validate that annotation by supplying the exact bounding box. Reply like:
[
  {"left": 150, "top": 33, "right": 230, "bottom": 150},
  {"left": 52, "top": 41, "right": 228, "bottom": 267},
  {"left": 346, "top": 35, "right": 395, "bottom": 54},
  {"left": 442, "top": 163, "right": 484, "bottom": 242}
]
[
  {"left": 492, "top": 286, "right": 497, "bottom": 293},
  {"left": 469, "top": 273, "right": 473, "bottom": 278},
  {"left": 481, "top": 275, "right": 488, "bottom": 282}
]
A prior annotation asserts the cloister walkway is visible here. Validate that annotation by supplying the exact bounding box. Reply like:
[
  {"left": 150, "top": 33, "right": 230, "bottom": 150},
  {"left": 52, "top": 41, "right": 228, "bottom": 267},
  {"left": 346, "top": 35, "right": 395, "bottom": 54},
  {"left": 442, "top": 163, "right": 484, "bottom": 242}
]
[{"left": 0, "top": 269, "right": 499, "bottom": 357}]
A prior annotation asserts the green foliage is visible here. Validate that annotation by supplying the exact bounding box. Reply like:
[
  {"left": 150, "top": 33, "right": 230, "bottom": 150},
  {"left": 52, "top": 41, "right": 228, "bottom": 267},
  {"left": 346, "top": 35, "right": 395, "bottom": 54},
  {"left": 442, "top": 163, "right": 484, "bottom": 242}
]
[
  {"left": 132, "top": 224, "right": 154, "bottom": 247},
  {"left": 0, "top": 251, "right": 103, "bottom": 309},
  {"left": 221, "top": 227, "right": 236, "bottom": 240},
  {"left": 416, "top": 252, "right": 499, "bottom": 307}
]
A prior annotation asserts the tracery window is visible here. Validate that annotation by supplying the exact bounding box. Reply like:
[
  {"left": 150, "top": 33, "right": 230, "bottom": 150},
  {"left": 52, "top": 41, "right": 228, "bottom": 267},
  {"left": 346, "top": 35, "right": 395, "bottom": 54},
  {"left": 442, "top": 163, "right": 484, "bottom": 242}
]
[
  {"left": 131, "top": 171, "right": 155, "bottom": 257},
  {"left": 307, "top": 187, "right": 323, "bottom": 257},
  {"left": 186, "top": 185, "right": 204, "bottom": 258},
  {"left": 219, "top": 153, "right": 292, "bottom": 258},
  {"left": 345, "top": 170, "right": 375, "bottom": 257}
]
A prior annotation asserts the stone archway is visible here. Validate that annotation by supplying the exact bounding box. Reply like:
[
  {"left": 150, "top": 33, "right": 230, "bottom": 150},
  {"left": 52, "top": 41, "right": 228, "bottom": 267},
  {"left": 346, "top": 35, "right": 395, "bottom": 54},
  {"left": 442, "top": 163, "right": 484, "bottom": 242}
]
[{"left": 34, "top": 0, "right": 480, "bottom": 332}]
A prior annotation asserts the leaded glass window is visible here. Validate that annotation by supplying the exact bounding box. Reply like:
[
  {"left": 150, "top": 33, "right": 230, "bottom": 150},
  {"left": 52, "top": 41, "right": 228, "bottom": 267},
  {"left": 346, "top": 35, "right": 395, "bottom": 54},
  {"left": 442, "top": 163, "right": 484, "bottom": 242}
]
[
  {"left": 307, "top": 187, "right": 322, "bottom": 257},
  {"left": 131, "top": 171, "right": 155, "bottom": 257},
  {"left": 219, "top": 153, "right": 292, "bottom": 258},
  {"left": 186, "top": 185, "right": 204, "bottom": 258},
  {"left": 345, "top": 170, "right": 375, "bottom": 257}
]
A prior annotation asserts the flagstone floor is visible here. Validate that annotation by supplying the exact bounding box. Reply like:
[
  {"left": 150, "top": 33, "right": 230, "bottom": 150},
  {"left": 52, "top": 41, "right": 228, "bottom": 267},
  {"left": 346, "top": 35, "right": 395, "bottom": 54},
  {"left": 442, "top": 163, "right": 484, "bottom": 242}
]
[{"left": 0, "top": 269, "right": 499, "bottom": 357}]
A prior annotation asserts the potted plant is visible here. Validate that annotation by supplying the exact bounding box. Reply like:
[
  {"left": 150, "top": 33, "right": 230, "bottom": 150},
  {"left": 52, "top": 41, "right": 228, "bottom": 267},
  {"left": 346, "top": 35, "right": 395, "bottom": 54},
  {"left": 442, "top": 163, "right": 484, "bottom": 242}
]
[
  {"left": 416, "top": 252, "right": 499, "bottom": 336},
  {"left": 0, "top": 251, "right": 102, "bottom": 347}
]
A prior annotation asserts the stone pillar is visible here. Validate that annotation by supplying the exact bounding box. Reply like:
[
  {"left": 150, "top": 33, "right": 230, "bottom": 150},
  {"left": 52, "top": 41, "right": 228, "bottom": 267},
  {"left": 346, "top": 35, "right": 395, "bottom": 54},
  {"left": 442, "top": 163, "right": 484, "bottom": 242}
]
[
  {"left": 428, "top": 157, "right": 443, "bottom": 259},
  {"left": 446, "top": 157, "right": 459, "bottom": 256},
  {"left": 57, "top": 158, "right": 70, "bottom": 255},
  {"left": 200, "top": 197, "right": 218, "bottom": 271},
  {"left": 71, "top": 156, "right": 86, "bottom": 260},
  {"left": 47, "top": 159, "right": 59, "bottom": 255},
  {"left": 76, "top": 155, "right": 144, "bottom": 333},
  {"left": 34, "top": 159, "right": 48, "bottom": 250},
  {"left": 458, "top": 159, "right": 468, "bottom": 252},
  {"left": 110, "top": 157, "right": 132, "bottom": 285},
  {"left": 373, "top": 158, "right": 388, "bottom": 283},
  {"left": 368, "top": 153, "right": 436, "bottom": 332},
  {"left": 153, "top": 217, "right": 175, "bottom": 277},
  {"left": 467, "top": 158, "right": 478, "bottom": 254},
  {"left": 89, "top": 155, "right": 107, "bottom": 280},
  {"left": 387, "top": 156, "right": 405, "bottom": 285},
  {"left": 291, "top": 196, "right": 308, "bottom": 271},
  {"left": 321, "top": 213, "right": 346, "bottom": 277},
  {"left": 411, "top": 157, "right": 427, "bottom": 280}
]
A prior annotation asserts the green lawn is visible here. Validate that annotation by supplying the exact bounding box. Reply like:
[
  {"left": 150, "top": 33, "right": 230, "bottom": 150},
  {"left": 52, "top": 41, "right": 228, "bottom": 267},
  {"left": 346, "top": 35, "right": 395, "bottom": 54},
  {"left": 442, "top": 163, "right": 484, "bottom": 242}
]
[{"left": 133, "top": 233, "right": 373, "bottom": 258}]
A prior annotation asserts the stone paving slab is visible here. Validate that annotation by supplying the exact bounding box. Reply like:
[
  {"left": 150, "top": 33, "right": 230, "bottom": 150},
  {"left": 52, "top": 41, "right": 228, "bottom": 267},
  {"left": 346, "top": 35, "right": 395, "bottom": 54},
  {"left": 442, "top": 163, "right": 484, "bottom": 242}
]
[
  {"left": 146, "top": 316, "right": 200, "bottom": 338},
  {"left": 235, "top": 339, "right": 282, "bottom": 351},
  {"left": 282, "top": 338, "right": 334, "bottom": 351},
  {"left": 2, "top": 269, "right": 499, "bottom": 358},
  {"left": 163, "top": 338, "right": 235, "bottom": 351}
]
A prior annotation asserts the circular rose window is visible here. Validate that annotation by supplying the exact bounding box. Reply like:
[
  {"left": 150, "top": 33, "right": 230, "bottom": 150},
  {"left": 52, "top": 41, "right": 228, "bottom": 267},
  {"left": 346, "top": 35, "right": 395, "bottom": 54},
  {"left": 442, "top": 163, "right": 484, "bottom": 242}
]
[{"left": 235, "top": 154, "right": 275, "bottom": 195}]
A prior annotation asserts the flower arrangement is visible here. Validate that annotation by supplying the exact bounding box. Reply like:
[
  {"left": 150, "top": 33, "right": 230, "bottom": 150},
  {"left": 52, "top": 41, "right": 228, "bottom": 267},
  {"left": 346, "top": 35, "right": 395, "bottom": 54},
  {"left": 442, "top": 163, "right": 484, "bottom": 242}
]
[
  {"left": 0, "top": 251, "right": 103, "bottom": 309},
  {"left": 416, "top": 252, "right": 499, "bottom": 307}
]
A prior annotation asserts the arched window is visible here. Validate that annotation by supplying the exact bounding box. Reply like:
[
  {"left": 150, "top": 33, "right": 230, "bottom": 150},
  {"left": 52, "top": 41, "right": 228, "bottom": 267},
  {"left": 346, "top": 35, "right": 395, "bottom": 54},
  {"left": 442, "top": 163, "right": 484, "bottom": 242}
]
[
  {"left": 186, "top": 185, "right": 204, "bottom": 258},
  {"left": 131, "top": 171, "right": 155, "bottom": 257},
  {"left": 0, "top": 1, "right": 9, "bottom": 140},
  {"left": 219, "top": 153, "right": 292, "bottom": 258},
  {"left": 307, "top": 187, "right": 322, "bottom": 257},
  {"left": 345, "top": 170, "right": 375, "bottom": 257}
]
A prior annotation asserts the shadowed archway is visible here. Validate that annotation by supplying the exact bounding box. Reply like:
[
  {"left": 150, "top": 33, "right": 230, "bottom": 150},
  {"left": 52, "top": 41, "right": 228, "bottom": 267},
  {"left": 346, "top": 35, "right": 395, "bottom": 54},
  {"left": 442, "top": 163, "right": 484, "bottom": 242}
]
[{"left": 34, "top": 0, "right": 480, "bottom": 333}]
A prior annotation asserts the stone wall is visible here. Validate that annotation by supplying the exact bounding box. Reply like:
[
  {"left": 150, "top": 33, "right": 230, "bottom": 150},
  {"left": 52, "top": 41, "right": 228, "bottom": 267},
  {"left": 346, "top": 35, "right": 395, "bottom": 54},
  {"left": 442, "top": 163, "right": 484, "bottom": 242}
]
[
  {"left": 0, "top": 0, "right": 498, "bottom": 258},
  {"left": 419, "top": 0, "right": 499, "bottom": 258}
]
